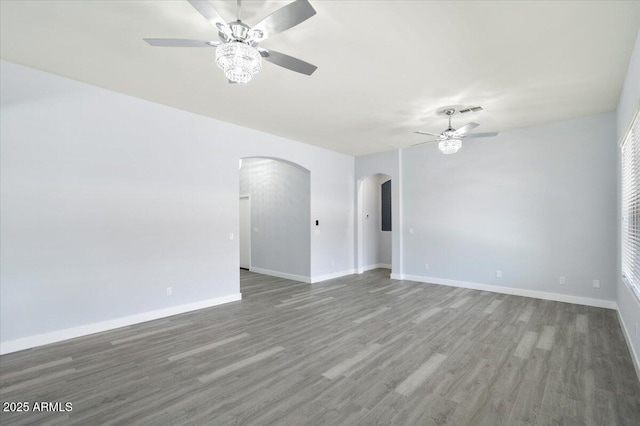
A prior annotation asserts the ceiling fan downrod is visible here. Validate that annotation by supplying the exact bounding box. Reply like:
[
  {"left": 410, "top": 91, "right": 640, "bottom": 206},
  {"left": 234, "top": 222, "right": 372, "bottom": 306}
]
[{"left": 445, "top": 108, "right": 455, "bottom": 131}]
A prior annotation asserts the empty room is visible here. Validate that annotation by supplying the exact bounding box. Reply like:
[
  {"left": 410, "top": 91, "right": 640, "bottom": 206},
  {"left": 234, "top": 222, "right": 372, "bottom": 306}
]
[{"left": 1, "top": 0, "right": 640, "bottom": 424}]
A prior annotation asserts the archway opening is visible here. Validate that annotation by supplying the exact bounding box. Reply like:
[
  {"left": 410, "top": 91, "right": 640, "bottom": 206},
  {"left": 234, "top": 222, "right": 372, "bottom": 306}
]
[
  {"left": 357, "top": 173, "right": 392, "bottom": 274},
  {"left": 239, "top": 157, "right": 311, "bottom": 283}
]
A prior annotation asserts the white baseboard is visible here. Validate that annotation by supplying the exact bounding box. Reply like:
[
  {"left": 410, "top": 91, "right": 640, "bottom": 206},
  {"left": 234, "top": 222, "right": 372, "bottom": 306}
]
[
  {"left": 311, "top": 269, "right": 356, "bottom": 283},
  {"left": 357, "top": 264, "right": 392, "bottom": 273},
  {"left": 250, "top": 266, "right": 358, "bottom": 284},
  {"left": 390, "top": 273, "right": 403, "bottom": 280},
  {"left": 0, "top": 293, "right": 242, "bottom": 355},
  {"left": 396, "top": 274, "right": 617, "bottom": 310},
  {"left": 249, "top": 267, "right": 311, "bottom": 283},
  {"left": 617, "top": 309, "right": 640, "bottom": 382}
]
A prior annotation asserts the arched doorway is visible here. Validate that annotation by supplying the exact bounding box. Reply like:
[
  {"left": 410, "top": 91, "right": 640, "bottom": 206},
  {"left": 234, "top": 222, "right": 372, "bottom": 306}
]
[
  {"left": 239, "top": 157, "right": 311, "bottom": 282},
  {"left": 357, "top": 173, "right": 392, "bottom": 274}
]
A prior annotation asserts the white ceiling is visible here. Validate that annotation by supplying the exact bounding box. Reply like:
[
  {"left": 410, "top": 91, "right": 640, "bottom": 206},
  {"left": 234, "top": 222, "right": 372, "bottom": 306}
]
[{"left": 1, "top": 1, "right": 639, "bottom": 156}]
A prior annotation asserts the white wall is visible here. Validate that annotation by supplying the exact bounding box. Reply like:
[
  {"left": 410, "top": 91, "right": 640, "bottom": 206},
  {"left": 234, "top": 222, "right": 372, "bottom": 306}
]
[
  {"left": 0, "top": 61, "right": 354, "bottom": 353},
  {"left": 379, "top": 231, "right": 391, "bottom": 265},
  {"left": 239, "top": 158, "right": 311, "bottom": 279},
  {"left": 618, "top": 30, "right": 640, "bottom": 143},
  {"left": 616, "top": 29, "right": 640, "bottom": 374},
  {"left": 401, "top": 112, "right": 617, "bottom": 305}
]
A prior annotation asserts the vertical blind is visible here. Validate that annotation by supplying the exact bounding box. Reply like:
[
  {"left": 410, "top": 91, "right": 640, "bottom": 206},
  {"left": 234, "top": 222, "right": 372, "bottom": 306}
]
[{"left": 621, "top": 110, "right": 640, "bottom": 299}]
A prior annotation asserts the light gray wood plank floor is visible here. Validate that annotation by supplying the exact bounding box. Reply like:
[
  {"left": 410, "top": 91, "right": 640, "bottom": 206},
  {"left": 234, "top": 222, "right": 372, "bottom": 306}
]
[{"left": 1, "top": 269, "right": 639, "bottom": 425}]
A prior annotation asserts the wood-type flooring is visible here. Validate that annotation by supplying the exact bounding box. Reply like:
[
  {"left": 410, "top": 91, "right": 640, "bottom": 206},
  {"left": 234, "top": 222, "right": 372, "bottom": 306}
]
[{"left": 1, "top": 269, "right": 639, "bottom": 425}]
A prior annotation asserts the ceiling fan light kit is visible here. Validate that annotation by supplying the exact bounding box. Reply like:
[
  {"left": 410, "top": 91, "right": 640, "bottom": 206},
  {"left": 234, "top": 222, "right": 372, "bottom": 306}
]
[
  {"left": 216, "top": 41, "right": 262, "bottom": 83},
  {"left": 438, "top": 139, "right": 462, "bottom": 155}
]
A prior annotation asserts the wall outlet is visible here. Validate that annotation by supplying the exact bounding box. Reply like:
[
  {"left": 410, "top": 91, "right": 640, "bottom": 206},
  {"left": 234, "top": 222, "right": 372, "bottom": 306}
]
[
  {"left": 559, "top": 277, "right": 566, "bottom": 285},
  {"left": 592, "top": 279, "right": 600, "bottom": 288},
  {"left": 166, "top": 287, "right": 172, "bottom": 296},
  {"left": 496, "top": 270, "right": 502, "bottom": 278},
  {"left": 229, "top": 233, "right": 234, "bottom": 240},
  {"left": 409, "top": 228, "right": 414, "bottom": 234},
  {"left": 424, "top": 263, "right": 429, "bottom": 270},
  {"left": 253, "top": 227, "right": 259, "bottom": 233}
]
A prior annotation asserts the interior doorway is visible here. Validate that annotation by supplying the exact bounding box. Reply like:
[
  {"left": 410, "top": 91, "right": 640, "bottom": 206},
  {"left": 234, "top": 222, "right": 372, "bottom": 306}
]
[
  {"left": 238, "top": 157, "right": 311, "bottom": 282},
  {"left": 357, "top": 173, "right": 392, "bottom": 274},
  {"left": 239, "top": 195, "right": 251, "bottom": 270}
]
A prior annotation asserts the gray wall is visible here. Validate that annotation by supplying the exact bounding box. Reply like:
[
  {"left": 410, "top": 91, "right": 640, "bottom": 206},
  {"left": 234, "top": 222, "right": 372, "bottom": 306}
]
[
  {"left": 0, "top": 61, "right": 354, "bottom": 351},
  {"left": 239, "top": 158, "right": 311, "bottom": 278},
  {"left": 402, "top": 112, "right": 617, "bottom": 301},
  {"left": 616, "top": 29, "right": 640, "bottom": 371}
]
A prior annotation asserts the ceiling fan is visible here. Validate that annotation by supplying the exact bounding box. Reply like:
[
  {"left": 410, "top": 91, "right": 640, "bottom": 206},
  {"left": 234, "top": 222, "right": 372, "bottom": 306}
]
[
  {"left": 413, "top": 108, "right": 499, "bottom": 154},
  {"left": 144, "top": 0, "right": 317, "bottom": 84}
]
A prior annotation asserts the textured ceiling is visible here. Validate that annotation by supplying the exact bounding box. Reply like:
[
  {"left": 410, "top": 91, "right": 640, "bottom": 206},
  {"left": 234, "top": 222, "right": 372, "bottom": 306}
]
[{"left": 1, "top": 1, "right": 639, "bottom": 156}]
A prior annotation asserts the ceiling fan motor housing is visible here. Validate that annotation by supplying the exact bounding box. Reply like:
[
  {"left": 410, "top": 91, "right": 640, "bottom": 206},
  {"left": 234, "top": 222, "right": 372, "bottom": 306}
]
[{"left": 222, "top": 21, "right": 251, "bottom": 43}]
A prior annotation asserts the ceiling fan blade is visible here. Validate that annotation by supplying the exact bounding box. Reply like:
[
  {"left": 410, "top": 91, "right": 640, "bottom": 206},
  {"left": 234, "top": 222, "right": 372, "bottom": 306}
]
[
  {"left": 464, "top": 132, "right": 499, "bottom": 139},
  {"left": 144, "top": 38, "right": 217, "bottom": 47},
  {"left": 414, "top": 131, "right": 441, "bottom": 137},
  {"left": 411, "top": 140, "right": 439, "bottom": 146},
  {"left": 187, "top": 0, "right": 230, "bottom": 33},
  {"left": 259, "top": 48, "right": 317, "bottom": 75},
  {"left": 454, "top": 122, "right": 480, "bottom": 135},
  {"left": 251, "top": 0, "right": 316, "bottom": 41}
]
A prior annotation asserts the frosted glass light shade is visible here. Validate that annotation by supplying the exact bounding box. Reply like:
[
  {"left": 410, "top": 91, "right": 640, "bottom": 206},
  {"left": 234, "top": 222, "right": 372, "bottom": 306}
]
[
  {"left": 438, "top": 139, "right": 462, "bottom": 154},
  {"left": 216, "top": 42, "right": 262, "bottom": 83}
]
